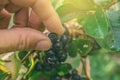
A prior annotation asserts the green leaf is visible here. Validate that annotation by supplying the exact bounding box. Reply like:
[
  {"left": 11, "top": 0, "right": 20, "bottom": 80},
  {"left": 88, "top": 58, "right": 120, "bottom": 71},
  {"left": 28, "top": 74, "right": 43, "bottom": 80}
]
[
  {"left": 82, "top": 7, "right": 109, "bottom": 39},
  {"left": 76, "top": 38, "right": 93, "bottom": 56},
  {"left": 64, "top": 0, "right": 96, "bottom": 11},
  {"left": 28, "top": 71, "right": 45, "bottom": 80},
  {"left": 24, "top": 55, "right": 35, "bottom": 79},
  {"left": 57, "top": 3, "right": 85, "bottom": 23},
  {"left": 0, "top": 70, "right": 9, "bottom": 80},
  {"left": 10, "top": 52, "right": 21, "bottom": 80},
  {"left": 18, "top": 51, "right": 28, "bottom": 60},
  {"left": 93, "top": 0, "right": 113, "bottom": 7},
  {"left": 18, "top": 51, "right": 30, "bottom": 67},
  {"left": 56, "top": 0, "right": 96, "bottom": 23},
  {"left": 68, "top": 39, "right": 78, "bottom": 57},
  {"left": 27, "top": 68, "right": 56, "bottom": 80},
  {"left": 97, "top": 3, "right": 120, "bottom": 52},
  {"left": 57, "top": 63, "right": 72, "bottom": 76}
]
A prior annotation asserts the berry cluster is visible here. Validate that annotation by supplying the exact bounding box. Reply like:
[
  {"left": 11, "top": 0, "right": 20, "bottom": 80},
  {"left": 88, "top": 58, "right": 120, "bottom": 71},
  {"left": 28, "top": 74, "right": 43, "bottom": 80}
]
[
  {"left": 35, "top": 27, "right": 72, "bottom": 70},
  {"left": 51, "top": 69, "right": 89, "bottom": 80},
  {"left": 33, "top": 27, "right": 89, "bottom": 80}
]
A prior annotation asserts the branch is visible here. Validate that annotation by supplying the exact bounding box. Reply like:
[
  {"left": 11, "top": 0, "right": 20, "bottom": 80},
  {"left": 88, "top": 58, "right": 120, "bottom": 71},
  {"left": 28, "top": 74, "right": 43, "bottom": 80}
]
[
  {"left": 104, "top": 0, "right": 120, "bottom": 10},
  {"left": 21, "top": 50, "right": 35, "bottom": 63}
]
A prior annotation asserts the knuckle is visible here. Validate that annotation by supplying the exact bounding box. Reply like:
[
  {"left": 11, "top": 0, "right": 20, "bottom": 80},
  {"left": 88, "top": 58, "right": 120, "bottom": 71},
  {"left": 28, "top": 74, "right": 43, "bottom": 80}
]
[{"left": 16, "top": 29, "right": 30, "bottom": 50}]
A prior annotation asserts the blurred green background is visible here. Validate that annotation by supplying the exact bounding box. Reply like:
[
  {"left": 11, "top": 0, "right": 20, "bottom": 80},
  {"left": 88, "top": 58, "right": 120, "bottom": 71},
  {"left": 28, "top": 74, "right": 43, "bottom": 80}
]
[{"left": 90, "top": 50, "right": 120, "bottom": 80}]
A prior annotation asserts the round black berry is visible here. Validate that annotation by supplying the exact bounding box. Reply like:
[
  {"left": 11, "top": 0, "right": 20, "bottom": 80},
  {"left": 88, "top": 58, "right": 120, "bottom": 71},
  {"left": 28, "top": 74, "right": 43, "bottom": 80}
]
[
  {"left": 56, "top": 50, "right": 65, "bottom": 57},
  {"left": 34, "top": 62, "right": 43, "bottom": 71},
  {"left": 71, "top": 69, "right": 78, "bottom": 76},
  {"left": 42, "top": 62, "right": 52, "bottom": 70},
  {"left": 47, "top": 56, "right": 57, "bottom": 64},
  {"left": 45, "top": 49, "right": 55, "bottom": 57},
  {"left": 48, "top": 33, "right": 58, "bottom": 43},
  {"left": 71, "top": 74, "right": 81, "bottom": 80},
  {"left": 53, "top": 41, "right": 63, "bottom": 52},
  {"left": 51, "top": 75, "right": 62, "bottom": 80},
  {"left": 60, "top": 34, "right": 68, "bottom": 46},
  {"left": 58, "top": 53, "right": 67, "bottom": 62}
]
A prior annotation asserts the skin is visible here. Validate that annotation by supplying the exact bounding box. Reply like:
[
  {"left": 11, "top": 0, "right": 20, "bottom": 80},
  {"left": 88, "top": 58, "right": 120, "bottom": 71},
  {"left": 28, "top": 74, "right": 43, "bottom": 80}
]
[{"left": 0, "top": 0, "right": 64, "bottom": 53}]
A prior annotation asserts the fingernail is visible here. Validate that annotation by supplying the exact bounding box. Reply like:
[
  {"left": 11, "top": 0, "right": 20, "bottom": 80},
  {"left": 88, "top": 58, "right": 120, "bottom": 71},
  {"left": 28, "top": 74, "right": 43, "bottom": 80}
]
[{"left": 35, "top": 40, "right": 52, "bottom": 51}]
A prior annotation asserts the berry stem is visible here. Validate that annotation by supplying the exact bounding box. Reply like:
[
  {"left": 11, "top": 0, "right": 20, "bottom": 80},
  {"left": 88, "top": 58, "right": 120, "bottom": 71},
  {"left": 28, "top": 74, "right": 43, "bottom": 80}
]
[
  {"left": 80, "top": 56, "right": 87, "bottom": 76},
  {"left": 5, "top": 74, "right": 11, "bottom": 80},
  {"left": 85, "top": 56, "right": 92, "bottom": 80},
  {"left": 21, "top": 50, "right": 35, "bottom": 63}
]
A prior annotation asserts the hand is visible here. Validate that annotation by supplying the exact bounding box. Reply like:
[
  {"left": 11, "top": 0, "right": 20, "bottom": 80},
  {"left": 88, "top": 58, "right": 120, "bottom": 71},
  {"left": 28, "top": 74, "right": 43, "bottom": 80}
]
[{"left": 0, "top": 0, "right": 64, "bottom": 53}]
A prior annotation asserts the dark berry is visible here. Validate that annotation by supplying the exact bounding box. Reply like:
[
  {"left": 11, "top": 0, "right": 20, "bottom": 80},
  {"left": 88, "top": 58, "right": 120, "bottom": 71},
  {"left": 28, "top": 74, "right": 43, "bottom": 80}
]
[
  {"left": 71, "top": 69, "right": 78, "bottom": 76},
  {"left": 47, "top": 57, "right": 57, "bottom": 64},
  {"left": 48, "top": 33, "right": 58, "bottom": 43},
  {"left": 71, "top": 74, "right": 81, "bottom": 80},
  {"left": 58, "top": 53, "right": 67, "bottom": 62},
  {"left": 56, "top": 50, "right": 65, "bottom": 57},
  {"left": 63, "top": 26, "right": 69, "bottom": 35},
  {"left": 45, "top": 49, "right": 55, "bottom": 57},
  {"left": 68, "top": 35, "right": 73, "bottom": 43},
  {"left": 60, "top": 34, "right": 68, "bottom": 46},
  {"left": 51, "top": 60, "right": 61, "bottom": 68},
  {"left": 42, "top": 62, "right": 52, "bottom": 70},
  {"left": 34, "top": 62, "right": 43, "bottom": 71},
  {"left": 51, "top": 75, "right": 62, "bottom": 80},
  {"left": 64, "top": 44, "right": 69, "bottom": 52},
  {"left": 53, "top": 41, "right": 63, "bottom": 52},
  {"left": 64, "top": 73, "right": 71, "bottom": 79}
]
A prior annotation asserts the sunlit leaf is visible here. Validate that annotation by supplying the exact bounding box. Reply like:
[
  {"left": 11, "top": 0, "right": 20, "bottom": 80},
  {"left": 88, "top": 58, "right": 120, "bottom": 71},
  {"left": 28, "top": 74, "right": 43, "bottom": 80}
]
[
  {"left": 0, "top": 64, "right": 9, "bottom": 73},
  {"left": 82, "top": 7, "right": 108, "bottom": 39},
  {"left": 57, "top": 3, "right": 85, "bottom": 23},
  {"left": 97, "top": 2, "right": 120, "bottom": 52},
  {"left": 57, "top": 0, "right": 96, "bottom": 23},
  {"left": 64, "top": 0, "right": 96, "bottom": 11},
  {"left": 93, "top": 0, "right": 113, "bottom": 6}
]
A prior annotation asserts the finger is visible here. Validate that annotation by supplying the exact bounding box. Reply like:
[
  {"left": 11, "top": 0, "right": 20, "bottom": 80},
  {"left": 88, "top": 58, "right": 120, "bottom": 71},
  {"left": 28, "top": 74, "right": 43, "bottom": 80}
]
[
  {"left": 0, "top": 9, "right": 11, "bottom": 29},
  {"left": 10, "top": 0, "right": 64, "bottom": 35},
  {"left": 29, "top": 11, "right": 45, "bottom": 32},
  {"left": 31, "top": 0, "right": 64, "bottom": 35},
  {"left": 0, "top": 0, "right": 9, "bottom": 5},
  {"left": 10, "top": 0, "right": 35, "bottom": 7},
  {"left": 0, "top": 28, "right": 52, "bottom": 53},
  {"left": 29, "top": 11, "right": 41, "bottom": 30},
  {"left": 5, "top": 1, "right": 22, "bottom": 13},
  {"left": 13, "top": 8, "right": 29, "bottom": 27}
]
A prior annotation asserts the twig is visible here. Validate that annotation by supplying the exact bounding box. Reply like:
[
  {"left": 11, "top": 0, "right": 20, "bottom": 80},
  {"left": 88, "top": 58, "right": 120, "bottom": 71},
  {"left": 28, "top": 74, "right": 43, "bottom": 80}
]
[
  {"left": 21, "top": 50, "right": 35, "bottom": 63},
  {"left": 104, "top": 0, "right": 119, "bottom": 10},
  {"left": 80, "top": 56, "right": 92, "bottom": 80},
  {"left": 5, "top": 74, "right": 11, "bottom": 80},
  {"left": 85, "top": 56, "right": 92, "bottom": 80},
  {"left": 76, "top": 62, "right": 83, "bottom": 75},
  {"left": 0, "top": 59, "right": 11, "bottom": 63},
  {"left": 80, "top": 56, "right": 86, "bottom": 76}
]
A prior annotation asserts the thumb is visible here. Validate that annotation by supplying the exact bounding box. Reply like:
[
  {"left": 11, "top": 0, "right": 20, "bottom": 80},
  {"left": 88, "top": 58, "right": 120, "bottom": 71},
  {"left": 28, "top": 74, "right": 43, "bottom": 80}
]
[{"left": 0, "top": 28, "right": 52, "bottom": 53}]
